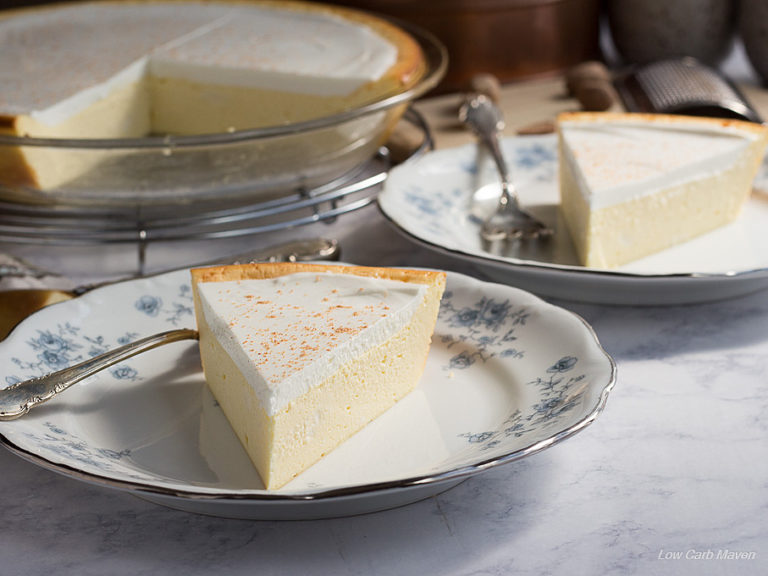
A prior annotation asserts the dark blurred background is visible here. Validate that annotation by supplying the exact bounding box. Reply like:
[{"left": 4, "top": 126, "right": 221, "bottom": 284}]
[{"left": 3, "top": 0, "right": 764, "bottom": 89}]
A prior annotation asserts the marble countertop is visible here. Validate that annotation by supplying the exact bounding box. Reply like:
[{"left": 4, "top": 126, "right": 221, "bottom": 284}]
[
  {"left": 2, "top": 49, "right": 768, "bottom": 576},
  {"left": 2, "top": 209, "right": 767, "bottom": 576}
]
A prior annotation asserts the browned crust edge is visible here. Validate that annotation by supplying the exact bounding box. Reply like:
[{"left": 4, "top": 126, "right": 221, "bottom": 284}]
[
  {"left": 0, "top": 0, "right": 426, "bottom": 89},
  {"left": 190, "top": 262, "right": 446, "bottom": 289},
  {"left": 556, "top": 111, "right": 768, "bottom": 137}
]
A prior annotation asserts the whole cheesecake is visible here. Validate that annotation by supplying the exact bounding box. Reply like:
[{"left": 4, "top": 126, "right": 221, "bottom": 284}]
[
  {"left": 558, "top": 112, "right": 768, "bottom": 268},
  {"left": 0, "top": 0, "right": 426, "bottom": 190},
  {"left": 190, "top": 262, "right": 445, "bottom": 490}
]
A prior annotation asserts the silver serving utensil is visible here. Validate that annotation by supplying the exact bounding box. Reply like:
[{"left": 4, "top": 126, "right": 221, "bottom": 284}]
[
  {"left": 459, "top": 95, "right": 552, "bottom": 242},
  {"left": 0, "top": 237, "right": 339, "bottom": 340},
  {"left": 72, "top": 237, "right": 341, "bottom": 296},
  {"left": 0, "top": 237, "right": 340, "bottom": 419}
]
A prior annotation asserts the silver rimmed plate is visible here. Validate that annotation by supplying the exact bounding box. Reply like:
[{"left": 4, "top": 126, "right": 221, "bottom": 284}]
[
  {"left": 378, "top": 134, "right": 768, "bottom": 305},
  {"left": 0, "top": 268, "right": 615, "bottom": 520}
]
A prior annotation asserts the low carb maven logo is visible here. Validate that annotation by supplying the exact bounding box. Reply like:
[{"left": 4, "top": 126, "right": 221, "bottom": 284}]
[{"left": 658, "top": 549, "right": 757, "bottom": 561}]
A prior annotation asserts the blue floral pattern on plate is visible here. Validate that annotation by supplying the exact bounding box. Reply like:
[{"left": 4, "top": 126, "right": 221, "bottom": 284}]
[
  {"left": 0, "top": 268, "right": 615, "bottom": 517},
  {"left": 6, "top": 282, "right": 193, "bottom": 386}
]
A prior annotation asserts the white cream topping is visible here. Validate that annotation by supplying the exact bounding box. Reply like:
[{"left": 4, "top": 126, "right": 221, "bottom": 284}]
[
  {"left": 150, "top": 7, "right": 397, "bottom": 96},
  {"left": 0, "top": 4, "right": 219, "bottom": 122},
  {"left": 0, "top": 2, "right": 398, "bottom": 124},
  {"left": 29, "top": 58, "right": 150, "bottom": 127},
  {"left": 197, "top": 272, "right": 426, "bottom": 416},
  {"left": 561, "top": 120, "right": 758, "bottom": 209}
]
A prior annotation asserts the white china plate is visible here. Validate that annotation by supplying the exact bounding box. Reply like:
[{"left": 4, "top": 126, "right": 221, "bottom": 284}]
[
  {"left": 378, "top": 134, "right": 768, "bottom": 305},
  {"left": 0, "top": 268, "right": 615, "bottom": 520}
]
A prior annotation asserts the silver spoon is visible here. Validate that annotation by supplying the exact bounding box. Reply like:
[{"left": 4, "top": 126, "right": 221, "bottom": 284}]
[
  {"left": 0, "top": 237, "right": 339, "bottom": 340},
  {"left": 459, "top": 95, "right": 553, "bottom": 242}
]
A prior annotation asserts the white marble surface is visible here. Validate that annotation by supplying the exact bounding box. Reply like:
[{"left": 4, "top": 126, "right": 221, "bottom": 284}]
[{"left": 1, "top": 204, "right": 767, "bottom": 575}]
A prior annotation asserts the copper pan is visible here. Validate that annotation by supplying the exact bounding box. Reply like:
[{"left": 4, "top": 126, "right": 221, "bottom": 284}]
[{"left": 330, "top": 0, "right": 601, "bottom": 92}]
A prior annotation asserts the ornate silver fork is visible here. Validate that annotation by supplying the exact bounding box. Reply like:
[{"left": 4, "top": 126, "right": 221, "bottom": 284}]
[
  {"left": 0, "top": 329, "right": 198, "bottom": 420},
  {"left": 459, "top": 95, "right": 552, "bottom": 242}
]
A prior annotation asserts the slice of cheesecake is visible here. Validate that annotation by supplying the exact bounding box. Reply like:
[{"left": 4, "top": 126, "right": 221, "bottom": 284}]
[
  {"left": 190, "top": 262, "right": 445, "bottom": 490},
  {"left": 557, "top": 112, "right": 768, "bottom": 268},
  {"left": 0, "top": 1, "right": 426, "bottom": 190}
]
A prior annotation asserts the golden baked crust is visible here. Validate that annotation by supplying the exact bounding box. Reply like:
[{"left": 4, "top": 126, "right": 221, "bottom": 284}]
[
  {"left": 191, "top": 261, "right": 445, "bottom": 288},
  {"left": 260, "top": 0, "right": 426, "bottom": 92},
  {"left": 557, "top": 111, "right": 768, "bottom": 137}
]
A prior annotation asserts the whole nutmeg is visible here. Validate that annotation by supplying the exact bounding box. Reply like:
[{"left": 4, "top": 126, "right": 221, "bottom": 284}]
[
  {"left": 574, "top": 79, "right": 617, "bottom": 111},
  {"left": 565, "top": 61, "right": 612, "bottom": 96}
]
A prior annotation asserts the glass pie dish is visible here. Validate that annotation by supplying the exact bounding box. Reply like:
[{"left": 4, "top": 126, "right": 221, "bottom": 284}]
[{"left": 0, "top": 20, "right": 447, "bottom": 212}]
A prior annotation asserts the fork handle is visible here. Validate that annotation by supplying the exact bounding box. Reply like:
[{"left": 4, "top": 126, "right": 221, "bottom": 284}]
[
  {"left": 482, "top": 129, "right": 520, "bottom": 207},
  {"left": 467, "top": 101, "right": 520, "bottom": 207},
  {"left": 0, "top": 328, "right": 198, "bottom": 421}
]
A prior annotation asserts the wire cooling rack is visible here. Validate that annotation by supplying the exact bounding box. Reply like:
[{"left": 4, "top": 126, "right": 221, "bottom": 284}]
[{"left": 0, "top": 108, "right": 431, "bottom": 247}]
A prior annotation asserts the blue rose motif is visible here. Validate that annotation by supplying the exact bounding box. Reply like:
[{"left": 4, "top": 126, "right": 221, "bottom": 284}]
[
  {"left": 135, "top": 295, "right": 162, "bottom": 317},
  {"left": 504, "top": 421, "right": 525, "bottom": 437},
  {"left": 477, "top": 335, "right": 496, "bottom": 347},
  {"left": 405, "top": 189, "right": 438, "bottom": 215},
  {"left": 39, "top": 349, "right": 70, "bottom": 370},
  {"left": 449, "top": 351, "right": 475, "bottom": 370},
  {"left": 500, "top": 348, "right": 524, "bottom": 359},
  {"left": 517, "top": 143, "right": 555, "bottom": 169},
  {"left": 547, "top": 356, "right": 577, "bottom": 373},
  {"left": 110, "top": 365, "right": 138, "bottom": 381},
  {"left": 532, "top": 397, "right": 562, "bottom": 415},
  {"left": 454, "top": 308, "right": 479, "bottom": 327},
  {"left": 459, "top": 158, "right": 478, "bottom": 176},
  {"left": 99, "top": 448, "right": 131, "bottom": 460},
  {"left": 46, "top": 422, "right": 67, "bottom": 435},
  {"left": 462, "top": 431, "right": 494, "bottom": 444},
  {"left": 117, "top": 332, "right": 139, "bottom": 346},
  {"left": 479, "top": 298, "right": 510, "bottom": 329},
  {"left": 37, "top": 331, "right": 66, "bottom": 352}
]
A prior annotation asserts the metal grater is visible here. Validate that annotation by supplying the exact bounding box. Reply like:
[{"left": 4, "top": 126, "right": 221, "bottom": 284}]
[{"left": 614, "top": 58, "right": 763, "bottom": 123}]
